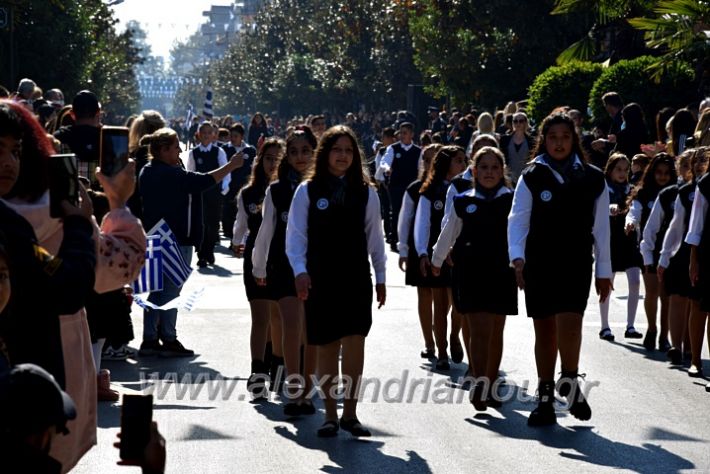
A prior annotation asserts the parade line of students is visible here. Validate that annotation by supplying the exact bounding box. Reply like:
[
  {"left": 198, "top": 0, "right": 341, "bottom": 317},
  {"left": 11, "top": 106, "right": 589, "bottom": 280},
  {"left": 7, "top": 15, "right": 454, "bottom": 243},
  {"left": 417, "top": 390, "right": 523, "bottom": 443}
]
[{"left": 228, "top": 115, "right": 709, "bottom": 438}]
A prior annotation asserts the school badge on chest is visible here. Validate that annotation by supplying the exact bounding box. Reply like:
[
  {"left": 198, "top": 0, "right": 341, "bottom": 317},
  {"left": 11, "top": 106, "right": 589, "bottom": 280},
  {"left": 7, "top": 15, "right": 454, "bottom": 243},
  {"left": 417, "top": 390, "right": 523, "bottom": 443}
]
[
  {"left": 689, "top": 192, "right": 695, "bottom": 202},
  {"left": 433, "top": 200, "right": 444, "bottom": 210},
  {"left": 540, "top": 190, "right": 552, "bottom": 202},
  {"left": 248, "top": 203, "right": 258, "bottom": 214},
  {"left": 648, "top": 201, "right": 654, "bottom": 209},
  {"left": 395, "top": 153, "right": 401, "bottom": 159},
  {"left": 466, "top": 204, "right": 477, "bottom": 214},
  {"left": 197, "top": 158, "right": 203, "bottom": 165},
  {"left": 281, "top": 211, "right": 289, "bottom": 223},
  {"left": 316, "top": 198, "right": 329, "bottom": 210}
]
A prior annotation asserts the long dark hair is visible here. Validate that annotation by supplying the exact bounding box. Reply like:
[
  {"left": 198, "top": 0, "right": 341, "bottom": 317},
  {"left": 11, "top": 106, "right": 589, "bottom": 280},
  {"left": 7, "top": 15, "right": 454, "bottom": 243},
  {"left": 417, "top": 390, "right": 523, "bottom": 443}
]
[
  {"left": 604, "top": 152, "right": 630, "bottom": 183},
  {"left": 276, "top": 125, "right": 317, "bottom": 181},
  {"left": 627, "top": 152, "right": 676, "bottom": 205},
  {"left": 247, "top": 137, "right": 283, "bottom": 190},
  {"left": 669, "top": 109, "right": 696, "bottom": 157},
  {"left": 0, "top": 100, "right": 53, "bottom": 202},
  {"left": 307, "top": 125, "right": 372, "bottom": 189},
  {"left": 530, "top": 113, "right": 587, "bottom": 163},
  {"left": 420, "top": 145, "right": 464, "bottom": 194},
  {"left": 621, "top": 103, "right": 647, "bottom": 134}
]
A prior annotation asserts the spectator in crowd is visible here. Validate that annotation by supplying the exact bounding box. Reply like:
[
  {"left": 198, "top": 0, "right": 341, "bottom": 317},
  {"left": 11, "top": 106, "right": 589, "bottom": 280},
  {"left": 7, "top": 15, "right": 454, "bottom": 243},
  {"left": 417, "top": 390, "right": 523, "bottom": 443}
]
[
  {"left": 248, "top": 112, "right": 270, "bottom": 147},
  {"left": 54, "top": 91, "right": 102, "bottom": 184},
  {"left": 15, "top": 78, "right": 37, "bottom": 102},
  {"left": 592, "top": 91, "right": 624, "bottom": 155},
  {"left": 499, "top": 112, "right": 534, "bottom": 183},
  {"left": 0, "top": 363, "right": 77, "bottom": 473},
  {"left": 613, "top": 103, "right": 650, "bottom": 160}
]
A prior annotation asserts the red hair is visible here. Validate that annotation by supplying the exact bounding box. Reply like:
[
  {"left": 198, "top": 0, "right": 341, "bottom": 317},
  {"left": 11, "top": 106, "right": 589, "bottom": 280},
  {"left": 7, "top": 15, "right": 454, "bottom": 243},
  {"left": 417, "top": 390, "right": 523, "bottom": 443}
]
[{"left": 1, "top": 100, "right": 54, "bottom": 201}]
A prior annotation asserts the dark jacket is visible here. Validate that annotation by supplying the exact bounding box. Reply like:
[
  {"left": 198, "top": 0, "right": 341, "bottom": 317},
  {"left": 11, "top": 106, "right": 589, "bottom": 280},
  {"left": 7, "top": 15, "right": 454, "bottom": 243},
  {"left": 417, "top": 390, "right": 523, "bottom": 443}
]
[
  {"left": 0, "top": 202, "right": 96, "bottom": 388},
  {"left": 139, "top": 159, "right": 216, "bottom": 246}
]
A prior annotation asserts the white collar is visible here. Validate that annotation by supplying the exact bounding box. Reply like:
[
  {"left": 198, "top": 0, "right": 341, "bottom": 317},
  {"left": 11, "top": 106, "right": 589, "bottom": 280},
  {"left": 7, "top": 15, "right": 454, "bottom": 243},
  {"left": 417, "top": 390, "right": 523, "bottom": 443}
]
[
  {"left": 398, "top": 142, "right": 413, "bottom": 151},
  {"left": 532, "top": 154, "right": 584, "bottom": 184},
  {"left": 463, "top": 168, "right": 474, "bottom": 180},
  {"left": 198, "top": 143, "right": 213, "bottom": 152},
  {"left": 459, "top": 185, "right": 512, "bottom": 199}
]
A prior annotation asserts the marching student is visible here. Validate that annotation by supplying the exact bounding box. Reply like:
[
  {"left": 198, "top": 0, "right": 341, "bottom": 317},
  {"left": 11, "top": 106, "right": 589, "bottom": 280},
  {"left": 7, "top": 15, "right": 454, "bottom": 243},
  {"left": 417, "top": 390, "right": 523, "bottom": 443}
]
[
  {"left": 186, "top": 122, "right": 234, "bottom": 268},
  {"left": 508, "top": 113, "right": 613, "bottom": 426},
  {"left": 222, "top": 123, "right": 257, "bottom": 240},
  {"left": 397, "top": 144, "right": 441, "bottom": 360},
  {"left": 432, "top": 146, "right": 516, "bottom": 411},
  {"left": 414, "top": 145, "right": 467, "bottom": 370},
  {"left": 377, "top": 122, "right": 422, "bottom": 252},
  {"left": 598, "top": 153, "right": 643, "bottom": 342},
  {"left": 286, "top": 125, "right": 386, "bottom": 438},
  {"left": 232, "top": 138, "right": 285, "bottom": 396},
  {"left": 252, "top": 127, "right": 317, "bottom": 416},
  {"left": 685, "top": 153, "right": 710, "bottom": 390},
  {"left": 628, "top": 153, "right": 678, "bottom": 351},
  {"left": 658, "top": 148, "right": 708, "bottom": 365}
]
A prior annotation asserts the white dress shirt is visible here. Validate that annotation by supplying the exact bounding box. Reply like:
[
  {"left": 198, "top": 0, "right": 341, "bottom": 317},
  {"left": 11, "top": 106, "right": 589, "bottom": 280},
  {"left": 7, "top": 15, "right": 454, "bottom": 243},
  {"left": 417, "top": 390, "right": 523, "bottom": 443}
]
[
  {"left": 251, "top": 187, "right": 277, "bottom": 279},
  {"left": 625, "top": 199, "right": 644, "bottom": 230},
  {"left": 397, "top": 191, "right": 417, "bottom": 257},
  {"left": 187, "top": 143, "right": 230, "bottom": 195},
  {"left": 507, "top": 155, "right": 612, "bottom": 278},
  {"left": 232, "top": 191, "right": 249, "bottom": 246},
  {"left": 685, "top": 184, "right": 708, "bottom": 246},
  {"left": 659, "top": 195, "right": 686, "bottom": 268},
  {"left": 414, "top": 196, "right": 433, "bottom": 257},
  {"left": 433, "top": 186, "right": 511, "bottom": 267},
  {"left": 640, "top": 196, "right": 666, "bottom": 266},
  {"left": 375, "top": 141, "right": 414, "bottom": 181},
  {"left": 285, "top": 182, "right": 387, "bottom": 284}
]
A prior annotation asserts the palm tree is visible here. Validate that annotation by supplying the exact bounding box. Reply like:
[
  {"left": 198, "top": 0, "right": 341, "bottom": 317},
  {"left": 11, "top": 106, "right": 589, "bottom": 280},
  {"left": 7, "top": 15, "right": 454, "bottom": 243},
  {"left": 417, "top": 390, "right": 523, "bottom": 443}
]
[
  {"left": 628, "top": 0, "right": 710, "bottom": 81},
  {"left": 551, "top": 0, "right": 653, "bottom": 64}
]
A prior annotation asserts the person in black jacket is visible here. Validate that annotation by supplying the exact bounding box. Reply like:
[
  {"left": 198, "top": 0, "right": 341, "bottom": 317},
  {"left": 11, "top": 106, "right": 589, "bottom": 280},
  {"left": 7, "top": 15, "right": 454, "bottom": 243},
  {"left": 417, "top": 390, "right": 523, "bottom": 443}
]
[
  {"left": 613, "top": 103, "right": 650, "bottom": 160},
  {"left": 0, "top": 101, "right": 96, "bottom": 389},
  {"left": 138, "top": 128, "right": 241, "bottom": 357}
]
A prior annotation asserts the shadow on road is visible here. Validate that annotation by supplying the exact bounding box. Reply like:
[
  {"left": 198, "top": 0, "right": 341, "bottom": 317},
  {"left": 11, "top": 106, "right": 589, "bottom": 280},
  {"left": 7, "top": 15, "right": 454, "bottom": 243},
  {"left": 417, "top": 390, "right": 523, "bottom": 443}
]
[{"left": 465, "top": 385, "right": 696, "bottom": 473}]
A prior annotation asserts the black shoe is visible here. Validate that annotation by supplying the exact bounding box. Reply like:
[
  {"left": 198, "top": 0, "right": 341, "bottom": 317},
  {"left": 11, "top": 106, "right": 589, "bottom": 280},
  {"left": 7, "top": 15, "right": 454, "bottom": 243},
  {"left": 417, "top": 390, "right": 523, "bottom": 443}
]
[
  {"left": 283, "top": 402, "right": 301, "bottom": 417},
  {"left": 317, "top": 420, "right": 339, "bottom": 437},
  {"left": 159, "top": 339, "right": 195, "bottom": 358},
  {"left": 470, "top": 381, "right": 488, "bottom": 411},
  {"left": 658, "top": 337, "right": 671, "bottom": 353},
  {"left": 138, "top": 339, "right": 163, "bottom": 356},
  {"left": 207, "top": 256, "right": 215, "bottom": 266},
  {"left": 197, "top": 259, "right": 208, "bottom": 268},
  {"left": 298, "top": 400, "right": 316, "bottom": 416},
  {"left": 420, "top": 348, "right": 435, "bottom": 359},
  {"left": 528, "top": 381, "right": 557, "bottom": 427},
  {"left": 558, "top": 371, "right": 592, "bottom": 421},
  {"left": 339, "top": 417, "right": 371, "bottom": 437},
  {"left": 435, "top": 357, "right": 450, "bottom": 371},
  {"left": 667, "top": 347, "right": 683, "bottom": 365},
  {"left": 643, "top": 330, "right": 657, "bottom": 351},
  {"left": 599, "top": 328, "right": 615, "bottom": 342},
  {"left": 688, "top": 365, "right": 704, "bottom": 378},
  {"left": 624, "top": 327, "right": 643, "bottom": 339}
]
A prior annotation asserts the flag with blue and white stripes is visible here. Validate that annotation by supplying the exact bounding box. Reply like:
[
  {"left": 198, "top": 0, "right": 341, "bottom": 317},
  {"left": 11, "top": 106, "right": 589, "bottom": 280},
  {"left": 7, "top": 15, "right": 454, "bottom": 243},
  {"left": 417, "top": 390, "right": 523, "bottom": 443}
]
[
  {"left": 147, "top": 219, "right": 193, "bottom": 288},
  {"left": 131, "top": 235, "right": 163, "bottom": 294},
  {"left": 203, "top": 88, "right": 213, "bottom": 118}
]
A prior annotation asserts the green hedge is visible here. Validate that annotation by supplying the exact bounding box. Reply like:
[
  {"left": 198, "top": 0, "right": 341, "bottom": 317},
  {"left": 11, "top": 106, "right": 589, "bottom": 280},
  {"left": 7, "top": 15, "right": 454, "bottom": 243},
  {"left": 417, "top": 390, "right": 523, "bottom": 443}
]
[
  {"left": 527, "top": 62, "right": 604, "bottom": 125},
  {"left": 588, "top": 56, "right": 696, "bottom": 129}
]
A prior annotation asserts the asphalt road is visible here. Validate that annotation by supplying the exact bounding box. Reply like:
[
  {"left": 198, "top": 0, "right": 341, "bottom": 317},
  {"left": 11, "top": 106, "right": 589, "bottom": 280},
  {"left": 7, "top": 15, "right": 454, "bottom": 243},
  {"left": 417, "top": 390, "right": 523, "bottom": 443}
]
[{"left": 75, "top": 239, "right": 710, "bottom": 473}]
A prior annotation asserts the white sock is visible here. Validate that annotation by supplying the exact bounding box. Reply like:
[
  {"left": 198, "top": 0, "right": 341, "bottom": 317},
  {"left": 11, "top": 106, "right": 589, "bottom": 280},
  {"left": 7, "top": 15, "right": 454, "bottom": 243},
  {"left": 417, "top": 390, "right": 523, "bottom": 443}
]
[
  {"left": 626, "top": 268, "right": 641, "bottom": 328},
  {"left": 92, "top": 338, "right": 106, "bottom": 375}
]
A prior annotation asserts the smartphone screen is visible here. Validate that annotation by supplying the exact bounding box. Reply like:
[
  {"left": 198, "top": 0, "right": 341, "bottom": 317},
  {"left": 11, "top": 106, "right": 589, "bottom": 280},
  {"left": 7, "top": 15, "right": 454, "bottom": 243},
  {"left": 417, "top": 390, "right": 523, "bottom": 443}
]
[
  {"left": 100, "top": 126, "right": 129, "bottom": 177},
  {"left": 48, "top": 154, "right": 79, "bottom": 218},
  {"left": 119, "top": 394, "right": 153, "bottom": 460}
]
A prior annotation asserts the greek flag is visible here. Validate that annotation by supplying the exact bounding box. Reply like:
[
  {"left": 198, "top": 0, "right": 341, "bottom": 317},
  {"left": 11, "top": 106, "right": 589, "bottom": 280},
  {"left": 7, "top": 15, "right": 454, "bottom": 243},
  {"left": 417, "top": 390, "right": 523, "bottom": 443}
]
[
  {"left": 203, "top": 88, "right": 213, "bottom": 118},
  {"left": 147, "top": 219, "right": 192, "bottom": 287},
  {"left": 131, "top": 235, "right": 163, "bottom": 294},
  {"left": 184, "top": 104, "right": 195, "bottom": 131}
]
